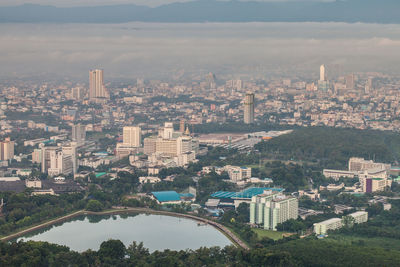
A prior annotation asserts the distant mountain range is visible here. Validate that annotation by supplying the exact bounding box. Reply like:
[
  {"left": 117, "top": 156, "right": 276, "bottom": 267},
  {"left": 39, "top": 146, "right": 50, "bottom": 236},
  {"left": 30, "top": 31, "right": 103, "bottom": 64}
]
[{"left": 1, "top": 0, "right": 399, "bottom": 24}]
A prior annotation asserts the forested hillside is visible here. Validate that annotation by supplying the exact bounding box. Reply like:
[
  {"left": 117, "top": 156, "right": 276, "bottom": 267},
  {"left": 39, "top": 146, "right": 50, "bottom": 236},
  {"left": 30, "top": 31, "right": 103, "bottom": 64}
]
[{"left": 256, "top": 127, "right": 400, "bottom": 169}]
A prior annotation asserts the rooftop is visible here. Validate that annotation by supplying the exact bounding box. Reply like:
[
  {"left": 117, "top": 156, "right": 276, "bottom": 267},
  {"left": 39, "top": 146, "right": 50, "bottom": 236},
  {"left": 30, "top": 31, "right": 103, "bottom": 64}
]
[
  {"left": 315, "top": 217, "right": 342, "bottom": 225},
  {"left": 211, "top": 187, "right": 284, "bottom": 199},
  {"left": 152, "top": 191, "right": 181, "bottom": 202}
]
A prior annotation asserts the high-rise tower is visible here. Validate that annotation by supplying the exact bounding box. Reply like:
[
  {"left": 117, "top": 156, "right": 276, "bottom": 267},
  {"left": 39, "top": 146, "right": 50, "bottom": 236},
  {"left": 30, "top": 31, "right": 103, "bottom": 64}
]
[
  {"left": 320, "top": 64, "right": 326, "bottom": 81},
  {"left": 244, "top": 93, "right": 255, "bottom": 124},
  {"left": 89, "top": 69, "right": 106, "bottom": 100},
  {"left": 123, "top": 126, "right": 141, "bottom": 147}
]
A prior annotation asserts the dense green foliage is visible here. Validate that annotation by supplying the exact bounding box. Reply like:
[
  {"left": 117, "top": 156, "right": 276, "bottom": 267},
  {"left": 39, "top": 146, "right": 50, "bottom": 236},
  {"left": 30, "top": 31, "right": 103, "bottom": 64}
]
[
  {"left": 336, "top": 200, "right": 400, "bottom": 240},
  {"left": 255, "top": 127, "right": 400, "bottom": 169},
  {"left": 0, "top": 192, "right": 85, "bottom": 236},
  {"left": 2, "top": 237, "right": 400, "bottom": 266},
  {"left": 271, "top": 239, "right": 400, "bottom": 267},
  {"left": 0, "top": 240, "right": 299, "bottom": 267}
]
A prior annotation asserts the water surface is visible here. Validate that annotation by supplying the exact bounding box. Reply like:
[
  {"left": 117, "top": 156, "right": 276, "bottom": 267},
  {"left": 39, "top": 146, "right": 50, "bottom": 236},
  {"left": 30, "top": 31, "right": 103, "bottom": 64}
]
[{"left": 18, "top": 213, "right": 232, "bottom": 252}]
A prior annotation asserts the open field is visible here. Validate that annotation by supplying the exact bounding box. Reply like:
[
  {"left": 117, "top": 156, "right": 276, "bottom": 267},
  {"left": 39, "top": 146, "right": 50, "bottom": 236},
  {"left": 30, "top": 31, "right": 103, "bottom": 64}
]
[
  {"left": 325, "top": 234, "right": 400, "bottom": 251},
  {"left": 252, "top": 228, "right": 287, "bottom": 241}
]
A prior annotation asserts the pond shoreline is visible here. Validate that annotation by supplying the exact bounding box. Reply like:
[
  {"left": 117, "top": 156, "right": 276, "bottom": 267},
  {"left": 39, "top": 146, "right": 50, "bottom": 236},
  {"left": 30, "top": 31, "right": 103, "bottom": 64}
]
[{"left": 0, "top": 207, "right": 249, "bottom": 250}]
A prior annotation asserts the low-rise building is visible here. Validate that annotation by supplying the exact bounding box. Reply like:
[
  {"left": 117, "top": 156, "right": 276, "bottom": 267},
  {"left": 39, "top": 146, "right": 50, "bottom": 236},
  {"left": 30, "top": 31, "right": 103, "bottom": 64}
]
[
  {"left": 348, "top": 211, "right": 368, "bottom": 224},
  {"left": 314, "top": 218, "right": 343, "bottom": 235}
]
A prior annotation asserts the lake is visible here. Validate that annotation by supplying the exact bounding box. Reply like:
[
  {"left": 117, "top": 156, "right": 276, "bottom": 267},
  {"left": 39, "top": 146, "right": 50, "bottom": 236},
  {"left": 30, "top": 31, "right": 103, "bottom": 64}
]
[{"left": 17, "top": 213, "right": 232, "bottom": 252}]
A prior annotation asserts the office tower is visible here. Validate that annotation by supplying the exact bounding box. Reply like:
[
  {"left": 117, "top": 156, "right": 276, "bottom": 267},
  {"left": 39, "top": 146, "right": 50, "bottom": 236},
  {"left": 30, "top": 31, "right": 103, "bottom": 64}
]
[
  {"left": 250, "top": 191, "right": 298, "bottom": 230},
  {"left": 206, "top": 72, "right": 216, "bottom": 89},
  {"left": 89, "top": 69, "right": 106, "bottom": 100},
  {"left": 177, "top": 136, "right": 192, "bottom": 155},
  {"left": 144, "top": 136, "right": 157, "bottom": 155},
  {"left": 72, "top": 124, "right": 86, "bottom": 146},
  {"left": 62, "top": 142, "right": 78, "bottom": 174},
  {"left": 40, "top": 145, "right": 73, "bottom": 176},
  {"left": 0, "top": 138, "right": 14, "bottom": 161},
  {"left": 71, "top": 87, "right": 84, "bottom": 100},
  {"left": 346, "top": 74, "right": 355, "bottom": 90},
  {"left": 123, "top": 126, "right": 141, "bottom": 147},
  {"left": 365, "top": 77, "right": 374, "bottom": 94},
  {"left": 320, "top": 65, "right": 326, "bottom": 81},
  {"left": 244, "top": 93, "right": 255, "bottom": 124}
]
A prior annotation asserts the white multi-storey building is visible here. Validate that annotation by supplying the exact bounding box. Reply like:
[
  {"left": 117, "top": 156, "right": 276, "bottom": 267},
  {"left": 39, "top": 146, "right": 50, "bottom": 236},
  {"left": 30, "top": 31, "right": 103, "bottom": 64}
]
[
  {"left": 123, "top": 126, "right": 141, "bottom": 147},
  {"left": 250, "top": 191, "right": 298, "bottom": 230}
]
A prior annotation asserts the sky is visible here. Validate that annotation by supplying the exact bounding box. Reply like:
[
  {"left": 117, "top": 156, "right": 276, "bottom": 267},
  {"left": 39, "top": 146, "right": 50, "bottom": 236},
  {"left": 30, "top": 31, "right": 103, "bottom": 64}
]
[
  {"left": 0, "top": 0, "right": 331, "bottom": 7},
  {"left": 1, "top": 22, "right": 399, "bottom": 80}
]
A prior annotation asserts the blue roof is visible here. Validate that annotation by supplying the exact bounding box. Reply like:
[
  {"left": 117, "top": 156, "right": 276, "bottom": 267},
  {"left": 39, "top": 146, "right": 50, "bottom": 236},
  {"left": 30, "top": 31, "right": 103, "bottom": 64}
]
[
  {"left": 152, "top": 191, "right": 181, "bottom": 202},
  {"left": 211, "top": 187, "right": 284, "bottom": 199}
]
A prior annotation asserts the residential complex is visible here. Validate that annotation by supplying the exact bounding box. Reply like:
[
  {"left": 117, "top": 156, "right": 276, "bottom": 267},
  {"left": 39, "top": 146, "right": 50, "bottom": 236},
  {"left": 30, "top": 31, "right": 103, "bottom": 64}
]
[{"left": 250, "top": 190, "right": 298, "bottom": 230}]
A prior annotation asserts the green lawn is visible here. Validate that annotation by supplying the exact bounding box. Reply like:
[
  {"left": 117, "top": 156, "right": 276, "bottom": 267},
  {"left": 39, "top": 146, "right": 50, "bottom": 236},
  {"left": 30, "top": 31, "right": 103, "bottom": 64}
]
[
  {"left": 325, "top": 234, "right": 400, "bottom": 250},
  {"left": 252, "top": 228, "right": 286, "bottom": 240}
]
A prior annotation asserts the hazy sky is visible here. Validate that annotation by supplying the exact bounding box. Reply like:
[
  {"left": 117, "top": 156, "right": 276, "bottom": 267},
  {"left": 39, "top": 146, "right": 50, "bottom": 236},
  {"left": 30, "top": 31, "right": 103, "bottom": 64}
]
[
  {"left": 0, "top": 22, "right": 399, "bottom": 80},
  {"left": 0, "top": 0, "right": 331, "bottom": 7}
]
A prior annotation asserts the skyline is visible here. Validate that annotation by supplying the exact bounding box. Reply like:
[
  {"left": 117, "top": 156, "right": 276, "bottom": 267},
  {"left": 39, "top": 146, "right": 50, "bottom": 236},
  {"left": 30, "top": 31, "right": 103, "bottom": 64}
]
[{"left": 1, "top": 22, "right": 400, "bottom": 80}]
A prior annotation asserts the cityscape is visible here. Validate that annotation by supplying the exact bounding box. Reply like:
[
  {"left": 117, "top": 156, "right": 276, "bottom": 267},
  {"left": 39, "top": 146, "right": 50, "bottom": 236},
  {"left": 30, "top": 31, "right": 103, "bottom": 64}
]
[{"left": 1, "top": 0, "right": 400, "bottom": 266}]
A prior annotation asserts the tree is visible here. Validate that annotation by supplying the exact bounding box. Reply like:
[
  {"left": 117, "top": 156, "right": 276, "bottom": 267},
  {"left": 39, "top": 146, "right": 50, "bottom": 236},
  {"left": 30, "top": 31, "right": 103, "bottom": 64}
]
[
  {"left": 85, "top": 200, "right": 104, "bottom": 212},
  {"left": 98, "top": 239, "right": 126, "bottom": 260}
]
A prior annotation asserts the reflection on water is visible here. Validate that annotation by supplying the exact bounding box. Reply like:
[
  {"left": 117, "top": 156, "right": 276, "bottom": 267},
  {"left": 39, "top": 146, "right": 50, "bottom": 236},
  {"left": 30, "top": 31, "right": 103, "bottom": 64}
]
[{"left": 17, "top": 213, "right": 232, "bottom": 252}]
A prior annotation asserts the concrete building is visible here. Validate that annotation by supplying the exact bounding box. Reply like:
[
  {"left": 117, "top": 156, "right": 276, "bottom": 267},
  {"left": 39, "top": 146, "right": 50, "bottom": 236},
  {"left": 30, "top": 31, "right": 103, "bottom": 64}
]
[
  {"left": 313, "top": 218, "right": 343, "bottom": 235},
  {"left": 320, "top": 64, "right": 326, "bottom": 81},
  {"left": 144, "top": 136, "right": 157, "bottom": 155},
  {"left": 348, "top": 211, "right": 368, "bottom": 224},
  {"left": 348, "top": 157, "right": 390, "bottom": 173},
  {"left": 346, "top": 74, "right": 355, "bottom": 90},
  {"left": 0, "top": 138, "right": 14, "bottom": 161},
  {"left": 244, "top": 93, "right": 255, "bottom": 124},
  {"left": 224, "top": 165, "right": 252, "bottom": 183},
  {"left": 72, "top": 124, "right": 86, "bottom": 146},
  {"left": 31, "top": 148, "right": 42, "bottom": 164},
  {"left": 323, "top": 169, "right": 356, "bottom": 180},
  {"left": 250, "top": 190, "right": 298, "bottom": 230},
  {"left": 362, "top": 178, "right": 392, "bottom": 193},
  {"left": 62, "top": 142, "right": 78, "bottom": 174},
  {"left": 71, "top": 87, "right": 84, "bottom": 100},
  {"left": 41, "top": 145, "right": 73, "bottom": 176},
  {"left": 89, "top": 69, "right": 107, "bottom": 100},
  {"left": 314, "top": 211, "right": 368, "bottom": 235},
  {"left": 123, "top": 126, "right": 141, "bottom": 147}
]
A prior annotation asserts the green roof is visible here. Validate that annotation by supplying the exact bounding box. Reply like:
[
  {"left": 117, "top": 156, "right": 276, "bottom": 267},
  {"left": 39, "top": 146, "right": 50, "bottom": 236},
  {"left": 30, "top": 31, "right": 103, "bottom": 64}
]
[{"left": 95, "top": 172, "right": 107, "bottom": 178}]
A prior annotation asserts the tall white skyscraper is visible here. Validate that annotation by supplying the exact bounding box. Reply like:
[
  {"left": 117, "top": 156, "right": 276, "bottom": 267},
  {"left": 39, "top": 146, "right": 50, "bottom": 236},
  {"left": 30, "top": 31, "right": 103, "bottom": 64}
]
[
  {"left": 244, "top": 93, "right": 255, "bottom": 124},
  {"left": 320, "top": 64, "right": 326, "bottom": 81},
  {"left": 123, "top": 126, "right": 141, "bottom": 147},
  {"left": 89, "top": 69, "right": 106, "bottom": 100},
  {"left": 62, "top": 142, "right": 78, "bottom": 174}
]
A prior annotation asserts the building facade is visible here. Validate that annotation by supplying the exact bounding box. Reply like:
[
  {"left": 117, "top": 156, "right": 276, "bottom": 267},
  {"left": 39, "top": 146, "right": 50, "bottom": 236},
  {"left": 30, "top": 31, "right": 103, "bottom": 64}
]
[
  {"left": 123, "top": 126, "right": 141, "bottom": 147},
  {"left": 250, "top": 191, "right": 298, "bottom": 230},
  {"left": 89, "top": 69, "right": 107, "bottom": 100},
  {"left": 0, "top": 138, "right": 14, "bottom": 161},
  {"left": 244, "top": 93, "right": 255, "bottom": 124}
]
